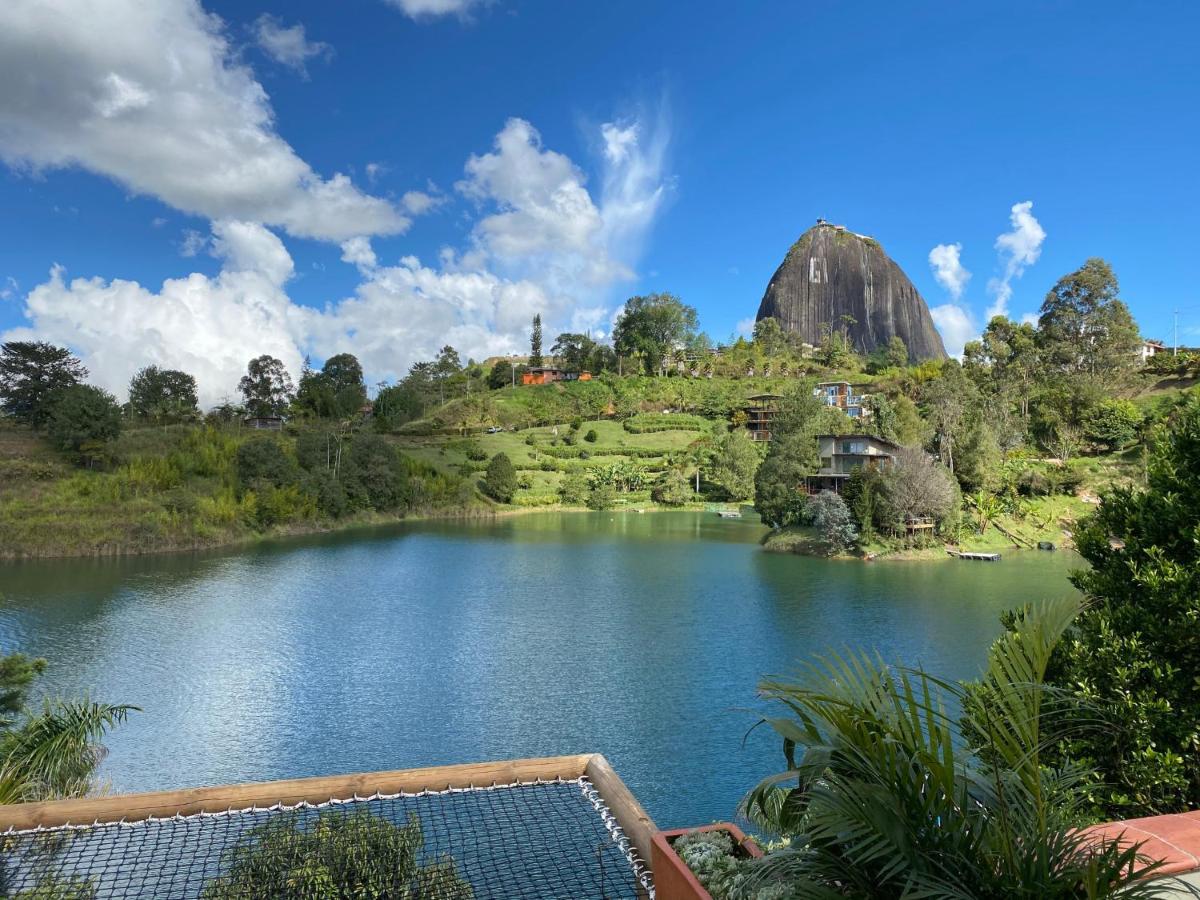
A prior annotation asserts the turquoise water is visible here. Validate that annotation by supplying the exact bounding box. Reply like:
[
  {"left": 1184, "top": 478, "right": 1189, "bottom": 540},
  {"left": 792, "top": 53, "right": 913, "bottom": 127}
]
[{"left": 0, "top": 512, "right": 1082, "bottom": 828}]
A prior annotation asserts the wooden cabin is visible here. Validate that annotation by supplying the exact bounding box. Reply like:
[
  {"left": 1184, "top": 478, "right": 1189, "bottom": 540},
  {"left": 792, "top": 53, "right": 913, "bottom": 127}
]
[
  {"left": 743, "top": 393, "right": 782, "bottom": 441},
  {"left": 806, "top": 433, "right": 898, "bottom": 493}
]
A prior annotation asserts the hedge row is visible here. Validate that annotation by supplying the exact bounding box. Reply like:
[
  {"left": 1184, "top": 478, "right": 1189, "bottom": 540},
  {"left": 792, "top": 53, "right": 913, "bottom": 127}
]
[{"left": 622, "top": 413, "right": 709, "bottom": 434}]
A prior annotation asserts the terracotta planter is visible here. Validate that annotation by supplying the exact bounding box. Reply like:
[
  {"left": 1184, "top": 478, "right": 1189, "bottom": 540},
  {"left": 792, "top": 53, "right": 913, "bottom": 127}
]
[{"left": 651, "top": 823, "right": 762, "bottom": 900}]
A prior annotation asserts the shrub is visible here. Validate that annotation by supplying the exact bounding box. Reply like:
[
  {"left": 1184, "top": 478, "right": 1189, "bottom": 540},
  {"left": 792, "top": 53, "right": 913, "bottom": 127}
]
[
  {"left": 586, "top": 482, "right": 617, "bottom": 510},
  {"left": 482, "top": 452, "right": 517, "bottom": 503},
  {"left": 1041, "top": 395, "right": 1200, "bottom": 818},
  {"left": 516, "top": 473, "right": 534, "bottom": 490},
  {"left": 709, "top": 431, "right": 760, "bottom": 501},
  {"left": 200, "top": 810, "right": 471, "bottom": 900},
  {"left": 342, "top": 434, "right": 408, "bottom": 511},
  {"left": 464, "top": 442, "right": 489, "bottom": 462},
  {"left": 1085, "top": 399, "right": 1142, "bottom": 450},
  {"left": 47, "top": 385, "right": 122, "bottom": 456},
  {"left": 235, "top": 437, "right": 294, "bottom": 492},
  {"left": 651, "top": 469, "right": 692, "bottom": 506},
  {"left": 623, "top": 413, "right": 708, "bottom": 434},
  {"left": 558, "top": 473, "right": 589, "bottom": 505},
  {"left": 583, "top": 429, "right": 598, "bottom": 443},
  {"left": 807, "top": 490, "right": 857, "bottom": 553}
]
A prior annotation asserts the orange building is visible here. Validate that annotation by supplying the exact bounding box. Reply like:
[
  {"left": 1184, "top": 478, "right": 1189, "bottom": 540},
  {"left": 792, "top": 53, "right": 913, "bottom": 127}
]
[{"left": 521, "top": 367, "right": 592, "bottom": 385}]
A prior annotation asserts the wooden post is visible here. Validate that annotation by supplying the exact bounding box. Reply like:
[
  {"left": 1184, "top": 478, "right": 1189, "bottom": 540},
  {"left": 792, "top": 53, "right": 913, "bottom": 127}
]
[{"left": 584, "top": 754, "right": 657, "bottom": 874}]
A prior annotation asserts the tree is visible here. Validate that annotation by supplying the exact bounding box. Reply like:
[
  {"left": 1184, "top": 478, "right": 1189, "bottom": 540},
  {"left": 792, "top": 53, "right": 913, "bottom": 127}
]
[
  {"left": 1038, "top": 258, "right": 1140, "bottom": 381},
  {"left": 955, "top": 416, "right": 1002, "bottom": 493},
  {"left": 0, "top": 341, "right": 87, "bottom": 428},
  {"left": 127, "top": 366, "right": 199, "bottom": 423},
  {"left": 709, "top": 431, "right": 760, "bottom": 501},
  {"left": 652, "top": 469, "right": 692, "bottom": 506},
  {"left": 550, "top": 332, "right": 598, "bottom": 373},
  {"left": 487, "top": 359, "right": 525, "bottom": 389},
  {"left": 0, "top": 651, "right": 134, "bottom": 805},
  {"left": 752, "top": 317, "right": 787, "bottom": 356},
  {"left": 878, "top": 447, "right": 960, "bottom": 534},
  {"left": 921, "top": 359, "right": 975, "bottom": 473},
  {"left": 529, "top": 314, "right": 544, "bottom": 368},
  {"left": 753, "top": 383, "right": 830, "bottom": 526},
  {"left": 238, "top": 355, "right": 294, "bottom": 418},
  {"left": 236, "top": 437, "right": 295, "bottom": 492},
  {"left": 1042, "top": 395, "right": 1200, "bottom": 817},
  {"left": 612, "top": 293, "right": 699, "bottom": 375},
  {"left": 200, "top": 810, "right": 471, "bottom": 900},
  {"left": 1085, "top": 399, "right": 1142, "bottom": 450},
  {"left": 866, "top": 335, "right": 908, "bottom": 373},
  {"left": 47, "top": 386, "right": 121, "bottom": 456},
  {"left": 808, "top": 490, "right": 857, "bottom": 553},
  {"left": 742, "top": 596, "right": 1160, "bottom": 897},
  {"left": 892, "top": 395, "right": 927, "bottom": 447},
  {"left": 482, "top": 452, "right": 517, "bottom": 503},
  {"left": 433, "top": 346, "right": 461, "bottom": 404}
]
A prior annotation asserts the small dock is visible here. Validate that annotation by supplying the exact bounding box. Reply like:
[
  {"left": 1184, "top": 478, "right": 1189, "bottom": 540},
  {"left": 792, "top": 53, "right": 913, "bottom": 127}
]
[{"left": 948, "top": 550, "right": 1002, "bottom": 562}]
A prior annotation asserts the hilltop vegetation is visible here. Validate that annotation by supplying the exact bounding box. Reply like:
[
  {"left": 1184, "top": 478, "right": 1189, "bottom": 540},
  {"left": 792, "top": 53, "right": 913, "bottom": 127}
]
[{"left": 2, "top": 261, "right": 1197, "bottom": 558}]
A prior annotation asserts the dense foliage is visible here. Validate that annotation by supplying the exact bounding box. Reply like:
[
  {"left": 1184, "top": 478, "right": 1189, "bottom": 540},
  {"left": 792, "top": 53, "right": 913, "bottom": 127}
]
[
  {"left": 0, "top": 341, "right": 87, "bottom": 428},
  {"left": 46, "top": 385, "right": 122, "bottom": 457},
  {"left": 482, "top": 452, "right": 517, "bottom": 503},
  {"left": 740, "top": 596, "right": 1164, "bottom": 898},
  {"left": 201, "top": 810, "right": 472, "bottom": 899},
  {"left": 127, "top": 366, "right": 199, "bottom": 423},
  {"left": 1042, "top": 394, "right": 1200, "bottom": 817}
]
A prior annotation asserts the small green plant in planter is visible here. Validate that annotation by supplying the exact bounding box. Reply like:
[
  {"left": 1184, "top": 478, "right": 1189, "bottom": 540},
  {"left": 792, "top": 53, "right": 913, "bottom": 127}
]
[{"left": 673, "top": 830, "right": 783, "bottom": 900}]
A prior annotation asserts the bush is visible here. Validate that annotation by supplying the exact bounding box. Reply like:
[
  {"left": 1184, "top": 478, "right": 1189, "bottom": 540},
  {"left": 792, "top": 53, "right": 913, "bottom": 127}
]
[
  {"left": 47, "top": 385, "right": 122, "bottom": 455},
  {"left": 464, "top": 442, "right": 489, "bottom": 462},
  {"left": 622, "top": 413, "right": 708, "bottom": 434},
  {"left": 342, "top": 434, "right": 408, "bottom": 511},
  {"left": 586, "top": 482, "right": 617, "bottom": 510},
  {"left": 808, "top": 490, "right": 857, "bottom": 553},
  {"left": 558, "top": 473, "right": 590, "bottom": 505},
  {"left": 1041, "top": 395, "right": 1200, "bottom": 817},
  {"left": 651, "top": 469, "right": 692, "bottom": 506},
  {"left": 200, "top": 810, "right": 471, "bottom": 899},
  {"left": 235, "top": 437, "right": 294, "bottom": 492},
  {"left": 482, "top": 452, "right": 517, "bottom": 503},
  {"left": 1085, "top": 399, "right": 1142, "bottom": 450},
  {"left": 583, "top": 429, "right": 598, "bottom": 443}
]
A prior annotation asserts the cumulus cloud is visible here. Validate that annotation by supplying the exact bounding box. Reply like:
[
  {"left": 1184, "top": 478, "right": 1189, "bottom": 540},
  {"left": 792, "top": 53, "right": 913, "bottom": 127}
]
[
  {"left": 929, "top": 303, "right": 977, "bottom": 359},
  {"left": 7, "top": 113, "right": 671, "bottom": 403},
  {"left": 928, "top": 243, "right": 970, "bottom": 300},
  {"left": 383, "top": 0, "right": 481, "bottom": 20},
  {"left": 986, "top": 201, "right": 1045, "bottom": 320},
  {"left": 3, "top": 222, "right": 306, "bottom": 407},
  {"left": 179, "top": 229, "right": 208, "bottom": 258},
  {"left": 401, "top": 189, "right": 446, "bottom": 215},
  {"left": 0, "top": 0, "right": 404, "bottom": 242},
  {"left": 253, "top": 14, "right": 332, "bottom": 75},
  {"left": 735, "top": 317, "right": 757, "bottom": 339}
]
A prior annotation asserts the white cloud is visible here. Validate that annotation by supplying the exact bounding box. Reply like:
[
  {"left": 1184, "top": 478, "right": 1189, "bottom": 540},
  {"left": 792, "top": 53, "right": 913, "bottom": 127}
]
[
  {"left": 930, "top": 304, "right": 977, "bottom": 359},
  {"left": 7, "top": 113, "right": 671, "bottom": 403},
  {"left": 3, "top": 222, "right": 305, "bottom": 407},
  {"left": 383, "top": 0, "right": 481, "bottom": 20},
  {"left": 986, "top": 200, "right": 1045, "bottom": 320},
  {"left": 253, "top": 14, "right": 331, "bottom": 76},
  {"left": 179, "top": 229, "right": 208, "bottom": 258},
  {"left": 365, "top": 162, "right": 386, "bottom": 183},
  {"left": 0, "top": 0, "right": 404, "bottom": 242},
  {"left": 928, "top": 242, "right": 970, "bottom": 300},
  {"left": 401, "top": 189, "right": 445, "bottom": 215},
  {"left": 735, "top": 316, "right": 757, "bottom": 338},
  {"left": 340, "top": 237, "right": 378, "bottom": 272},
  {"left": 0, "top": 277, "right": 18, "bottom": 301}
]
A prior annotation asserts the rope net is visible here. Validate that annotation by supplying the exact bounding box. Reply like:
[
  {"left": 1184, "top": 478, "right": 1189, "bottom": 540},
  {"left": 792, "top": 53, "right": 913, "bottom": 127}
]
[{"left": 1, "top": 777, "right": 653, "bottom": 899}]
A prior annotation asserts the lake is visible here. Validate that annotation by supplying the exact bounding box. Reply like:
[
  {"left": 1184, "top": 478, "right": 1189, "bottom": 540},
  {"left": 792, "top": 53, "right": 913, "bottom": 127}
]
[{"left": 0, "top": 511, "right": 1082, "bottom": 828}]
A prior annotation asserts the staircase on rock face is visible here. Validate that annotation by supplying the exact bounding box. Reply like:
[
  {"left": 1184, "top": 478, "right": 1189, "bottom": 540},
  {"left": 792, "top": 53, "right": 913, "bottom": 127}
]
[{"left": 756, "top": 219, "right": 948, "bottom": 362}]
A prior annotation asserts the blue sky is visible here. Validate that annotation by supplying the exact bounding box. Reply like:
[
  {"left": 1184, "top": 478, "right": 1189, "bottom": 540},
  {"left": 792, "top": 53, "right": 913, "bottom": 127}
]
[{"left": 1, "top": 0, "right": 1197, "bottom": 403}]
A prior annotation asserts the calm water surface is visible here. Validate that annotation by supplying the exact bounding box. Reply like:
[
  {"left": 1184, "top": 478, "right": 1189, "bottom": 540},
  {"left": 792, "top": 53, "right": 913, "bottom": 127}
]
[{"left": 0, "top": 512, "right": 1081, "bottom": 827}]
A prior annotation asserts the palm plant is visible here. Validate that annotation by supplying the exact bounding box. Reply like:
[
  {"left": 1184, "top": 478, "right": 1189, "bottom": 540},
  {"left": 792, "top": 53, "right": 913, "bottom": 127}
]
[
  {"left": 739, "top": 595, "right": 1181, "bottom": 898},
  {"left": 0, "top": 653, "right": 135, "bottom": 805}
]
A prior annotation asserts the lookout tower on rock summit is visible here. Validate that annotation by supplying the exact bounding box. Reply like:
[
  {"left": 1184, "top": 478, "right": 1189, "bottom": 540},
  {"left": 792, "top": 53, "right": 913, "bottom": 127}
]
[{"left": 756, "top": 219, "right": 948, "bottom": 362}]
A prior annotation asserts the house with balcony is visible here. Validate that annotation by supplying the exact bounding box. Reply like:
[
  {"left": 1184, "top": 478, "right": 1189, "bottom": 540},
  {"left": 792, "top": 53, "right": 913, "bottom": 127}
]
[
  {"left": 815, "top": 381, "right": 869, "bottom": 419},
  {"left": 806, "top": 433, "right": 899, "bottom": 493}
]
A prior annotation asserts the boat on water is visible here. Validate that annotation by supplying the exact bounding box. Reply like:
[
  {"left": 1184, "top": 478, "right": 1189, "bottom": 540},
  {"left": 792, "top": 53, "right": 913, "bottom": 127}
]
[{"left": 717, "top": 511, "right": 742, "bottom": 519}]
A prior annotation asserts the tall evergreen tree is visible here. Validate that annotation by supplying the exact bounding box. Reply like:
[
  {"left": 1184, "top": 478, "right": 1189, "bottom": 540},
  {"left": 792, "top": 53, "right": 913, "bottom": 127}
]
[{"left": 529, "top": 314, "right": 544, "bottom": 367}]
